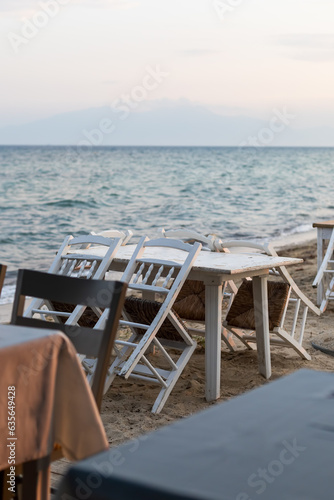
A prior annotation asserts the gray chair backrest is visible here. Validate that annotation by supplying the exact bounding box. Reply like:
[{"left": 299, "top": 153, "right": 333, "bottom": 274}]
[{"left": 11, "top": 269, "right": 127, "bottom": 411}]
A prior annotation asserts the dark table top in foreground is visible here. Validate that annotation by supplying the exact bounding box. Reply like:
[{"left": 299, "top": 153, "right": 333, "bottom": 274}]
[{"left": 57, "top": 369, "right": 334, "bottom": 500}]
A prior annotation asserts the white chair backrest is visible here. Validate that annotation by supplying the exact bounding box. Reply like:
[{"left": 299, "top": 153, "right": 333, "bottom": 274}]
[
  {"left": 217, "top": 239, "right": 276, "bottom": 256},
  {"left": 91, "top": 229, "right": 133, "bottom": 245},
  {"left": 160, "top": 228, "right": 219, "bottom": 251},
  {"left": 23, "top": 234, "right": 122, "bottom": 319},
  {"left": 48, "top": 234, "right": 122, "bottom": 280},
  {"left": 122, "top": 236, "right": 202, "bottom": 300}
]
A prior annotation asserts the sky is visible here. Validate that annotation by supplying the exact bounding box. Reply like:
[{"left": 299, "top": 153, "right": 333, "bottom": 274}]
[{"left": 0, "top": 0, "right": 334, "bottom": 130}]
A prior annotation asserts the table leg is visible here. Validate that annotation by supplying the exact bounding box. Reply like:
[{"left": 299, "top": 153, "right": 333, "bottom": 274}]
[
  {"left": 22, "top": 458, "right": 50, "bottom": 500},
  {"left": 205, "top": 283, "right": 222, "bottom": 402},
  {"left": 317, "top": 229, "right": 324, "bottom": 306},
  {"left": 252, "top": 276, "right": 271, "bottom": 379}
]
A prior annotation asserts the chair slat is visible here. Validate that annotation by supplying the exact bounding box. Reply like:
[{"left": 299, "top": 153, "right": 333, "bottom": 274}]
[
  {"left": 128, "top": 283, "right": 169, "bottom": 294},
  {"left": 31, "top": 309, "right": 71, "bottom": 318}
]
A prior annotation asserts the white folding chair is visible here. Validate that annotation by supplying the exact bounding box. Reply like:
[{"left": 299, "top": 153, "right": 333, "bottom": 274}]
[
  {"left": 23, "top": 234, "right": 122, "bottom": 326},
  {"left": 312, "top": 229, "right": 334, "bottom": 312},
  {"left": 100, "top": 236, "right": 202, "bottom": 413},
  {"left": 219, "top": 240, "right": 320, "bottom": 360},
  {"left": 160, "top": 228, "right": 238, "bottom": 351}
]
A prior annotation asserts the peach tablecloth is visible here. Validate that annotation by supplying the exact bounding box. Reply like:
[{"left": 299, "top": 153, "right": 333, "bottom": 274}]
[{"left": 0, "top": 325, "right": 108, "bottom": 470}]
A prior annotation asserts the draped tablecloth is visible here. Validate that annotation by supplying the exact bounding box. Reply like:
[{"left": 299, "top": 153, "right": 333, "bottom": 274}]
[{"left": 0, "top": 324, "right": 108, "bottom": 470}]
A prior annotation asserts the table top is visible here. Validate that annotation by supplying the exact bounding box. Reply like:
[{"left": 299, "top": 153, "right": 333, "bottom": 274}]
[
  {"left": 313, "top": 219, "right": 334, "bottom": 229},
  {"left": 57, "top": 369, "right": 334, "bottom": 500},
  {"left": 69, "top": 244, "right": 302, "bottom": 276},
  {"left": 0, "top": 324, "right": 108, "bottom": 470}
]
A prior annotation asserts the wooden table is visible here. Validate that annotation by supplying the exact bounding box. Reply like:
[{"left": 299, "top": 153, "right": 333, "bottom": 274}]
[
  {"left": 70, "top": 244, "right": 302, "bottom": 402},
  {"left": 313, "top": 219, "right": 334, "bottom": 306},
  {"left": 56, "top": 369, "right": 334, "bottom": 500},
  {"left": 0, "top": 325, "right": 108, "bottom": 500}
]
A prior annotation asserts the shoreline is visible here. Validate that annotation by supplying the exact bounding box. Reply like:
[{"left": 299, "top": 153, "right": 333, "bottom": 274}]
[{"left": 272, "top": 228, "right": 316, "bottom": 250}]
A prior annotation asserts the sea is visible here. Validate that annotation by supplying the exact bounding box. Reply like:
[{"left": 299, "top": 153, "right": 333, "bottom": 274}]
[{"left": 1, "top": 145, "right": 334, "bottom": 304}]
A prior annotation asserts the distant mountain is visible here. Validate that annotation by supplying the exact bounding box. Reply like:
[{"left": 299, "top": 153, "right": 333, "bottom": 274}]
[{"left": 0, "top": 101, "right": 333, "bottom": 146}]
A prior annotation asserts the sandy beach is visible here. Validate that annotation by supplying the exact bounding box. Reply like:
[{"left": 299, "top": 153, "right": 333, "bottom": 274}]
[
  {"left": 96, "top": 239, "right": 334, "bottom": 448},
  {"left": 2, "top": 238, "right": 334, "bottom": 486},
  {"left": 55, "top": 238, "right": 334, "bottom": 484}
]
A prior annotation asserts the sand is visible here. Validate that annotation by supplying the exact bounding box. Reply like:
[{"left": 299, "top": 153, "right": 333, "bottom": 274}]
[
  {"left": 100, "top": 239, "right": 334, "bottom": 446},
  {"left": 2, "top": 239, "right": 334, "bottom": 485},
  {"left": 70, "top": 241, "right": 334, "bottom": 444}
]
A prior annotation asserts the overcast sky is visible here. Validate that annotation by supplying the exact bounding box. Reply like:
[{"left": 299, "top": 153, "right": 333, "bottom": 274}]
[{"left": 1, "top": 0, "right": 333, "bottom": 129}]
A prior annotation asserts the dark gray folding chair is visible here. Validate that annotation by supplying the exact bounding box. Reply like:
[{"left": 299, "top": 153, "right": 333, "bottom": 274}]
[
  {"left": 11, "top": 269, "right": 127, "bottom": 411},
  {"left": 10, "top": 269, "right": 127, "bottom": 500}
]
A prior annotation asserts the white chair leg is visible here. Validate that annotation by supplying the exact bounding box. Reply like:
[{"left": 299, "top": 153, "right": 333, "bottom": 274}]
[
  {"left": 152, "top": 342, "right": 197, "bottom": 414},
  {"left": 274, "top": 328, "right": 311, "bottom": 360}
]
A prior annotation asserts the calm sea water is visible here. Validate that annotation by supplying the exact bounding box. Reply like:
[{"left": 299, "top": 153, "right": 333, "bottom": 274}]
[{"left": 1, "top": 145, "right": 334, "bottom": 303}]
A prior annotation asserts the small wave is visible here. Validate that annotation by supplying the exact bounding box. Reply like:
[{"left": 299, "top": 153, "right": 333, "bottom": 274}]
[
  {"left": 271, "top": 224, "right": 316, "bottom": 249},
  {"left": 0, "top": 205, "right": 18, "bottom": 211},
  {"left": 44, "top": 199, "right": 98, "bottom": 208},
  {"left": 280, "top": 224, "right": 314, "bottom": 237}
]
